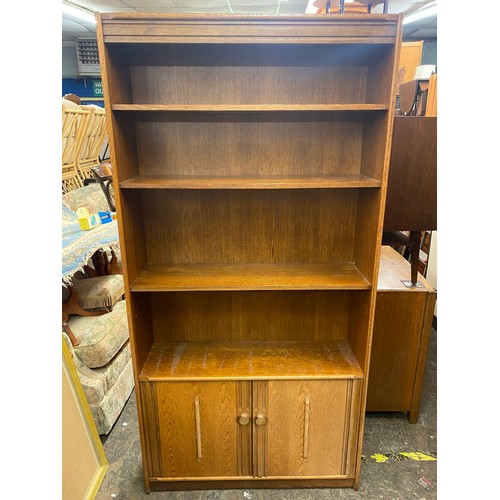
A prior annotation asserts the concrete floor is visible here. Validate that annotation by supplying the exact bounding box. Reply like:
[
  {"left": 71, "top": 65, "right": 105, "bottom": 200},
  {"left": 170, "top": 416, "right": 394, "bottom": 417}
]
[{"left": 97, "top": 328, "right": 437, "bottom": 500}]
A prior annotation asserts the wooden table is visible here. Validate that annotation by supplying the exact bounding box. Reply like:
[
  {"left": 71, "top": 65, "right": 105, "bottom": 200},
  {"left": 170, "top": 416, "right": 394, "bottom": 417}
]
[{"left": 366, "top": 246, "right": 436, "bottom": 423}]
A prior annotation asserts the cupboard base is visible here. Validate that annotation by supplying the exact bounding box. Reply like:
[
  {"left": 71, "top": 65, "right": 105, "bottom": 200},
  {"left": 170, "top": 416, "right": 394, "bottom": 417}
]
[{"left": 149, "top": 477, "right": 356, "bottom": 492}]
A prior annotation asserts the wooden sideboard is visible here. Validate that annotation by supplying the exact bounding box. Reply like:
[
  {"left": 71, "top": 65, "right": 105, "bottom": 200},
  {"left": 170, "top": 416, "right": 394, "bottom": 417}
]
[{"left": 367, "top": 246, "right": 436, "bottom": 423}]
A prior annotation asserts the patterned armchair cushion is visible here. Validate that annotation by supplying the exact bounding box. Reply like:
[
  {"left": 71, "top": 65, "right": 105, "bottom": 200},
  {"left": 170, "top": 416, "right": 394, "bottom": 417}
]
[
  {"left": 93, "top": 341, "right": 131, "bottom": 393},
  {"left": 71, "top": 300, "right": 129, "bottom": 368},
  {"left": 62, "top": 183, "right": 110, "bottom": 214},
  {"left": 73, "top": 274, "right": 124, "bottom": 310}
]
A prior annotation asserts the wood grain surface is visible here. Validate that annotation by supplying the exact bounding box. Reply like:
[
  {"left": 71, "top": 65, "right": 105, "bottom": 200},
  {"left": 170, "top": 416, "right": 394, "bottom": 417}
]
[
  {"left": 131, "top": 263, "right": 371, "bottom": 292},
  {"left": 123, "top": 43, "right": 384, "bottom": 106},
  {"left": 100, "top": 14, "right": 399, "bottom": 45},
  {"left": 148, "top": 290, "right": 351, "bottom": 343},
  {"left": 139, "top": 189, "right": 358, "bottom": 266},
  {"left": 140, "top": 340, "right": 363, "bottom": 381},
  {"left": 377, "top": 246, "right": 434, "bottom": 291},
  {"left": 113, "top": 104, "right": 389, "bottom": 111},
  {"left": 367, "top": 247, "right": 436, "bottom": 420},
  {"left": 132, "top": 112, "right": 365, "bottom": 177},
  {"left": 120, "top": 174, "right": 381, "bottom": 190},
  {"left": 145, "top": 381, "right": 239, "bottom": 477},
  {"left": 266, "top": 380, "right": 349, "bottom": 476},
  {"left": 384, "top": 116, "right": 437, "bottom": 231},
  {"left": 96, "top": 11, "right": 403, "bottom": 490}
]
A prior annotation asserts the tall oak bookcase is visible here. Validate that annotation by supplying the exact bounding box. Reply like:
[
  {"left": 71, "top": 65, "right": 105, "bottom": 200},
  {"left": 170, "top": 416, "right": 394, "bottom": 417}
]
[{"left": 96, "top": 13, "right": 402, "bottom": 492}]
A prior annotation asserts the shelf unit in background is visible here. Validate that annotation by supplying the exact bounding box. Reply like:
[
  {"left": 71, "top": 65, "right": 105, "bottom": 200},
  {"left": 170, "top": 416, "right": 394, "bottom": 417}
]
[{"left": 97, "top": 13, "right": 402, "bottom": 492}]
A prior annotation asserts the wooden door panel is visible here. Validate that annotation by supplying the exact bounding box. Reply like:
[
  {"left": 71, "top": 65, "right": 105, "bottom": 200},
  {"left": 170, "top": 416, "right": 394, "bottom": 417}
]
[
  {"left": 265, "top": 380, "right": 353, "bottom": 477},
  {"left": 145, "top": 381, "right": 240, "bottom": 478}
]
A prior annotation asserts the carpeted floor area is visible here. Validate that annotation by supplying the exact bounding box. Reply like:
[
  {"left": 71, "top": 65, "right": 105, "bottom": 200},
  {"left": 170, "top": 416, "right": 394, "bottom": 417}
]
[{"left": 97, "top": 328, "right": 437, "bottom": 499}]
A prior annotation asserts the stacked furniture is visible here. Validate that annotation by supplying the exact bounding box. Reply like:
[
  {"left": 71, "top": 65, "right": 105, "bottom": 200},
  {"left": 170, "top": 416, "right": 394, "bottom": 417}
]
[
  {"left": 62, "top": 100, "right": 89, "bottom": 192},
  {"left": 76, "top": 105, "right": 109, "bottom": 183},
  {"left": 97, "top": 13, "right": 402, "bottom": 491},
  {"left": 62, "top": 99, "right": 109, "bottom": 192}
]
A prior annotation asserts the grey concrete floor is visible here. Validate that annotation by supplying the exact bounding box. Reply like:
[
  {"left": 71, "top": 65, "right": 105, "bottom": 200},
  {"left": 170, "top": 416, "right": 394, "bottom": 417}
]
[{"left": 97, "top": 328, "right": 437, "bottom": 500}]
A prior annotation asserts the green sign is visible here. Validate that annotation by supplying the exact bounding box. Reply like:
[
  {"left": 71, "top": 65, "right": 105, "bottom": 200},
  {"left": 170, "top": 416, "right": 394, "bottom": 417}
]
[{"left": 92, "top": 80, "right": 103, "bottom": 97}]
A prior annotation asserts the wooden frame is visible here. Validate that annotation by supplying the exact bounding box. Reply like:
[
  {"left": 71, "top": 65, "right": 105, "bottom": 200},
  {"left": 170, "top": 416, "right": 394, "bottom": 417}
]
[{"left": 62, "top": 336, "right": 108, "bottom": 498}]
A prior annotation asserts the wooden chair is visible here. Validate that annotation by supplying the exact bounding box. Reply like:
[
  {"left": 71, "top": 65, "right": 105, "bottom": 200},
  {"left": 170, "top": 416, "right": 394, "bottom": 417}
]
[
  {"left": 77, "top": 106, "right": 109, "bottom": 184},
  {"left": 62, "top": 103, "right": 91, "bottom": 193},
  {"left": 91, "top": 163, "right": 115, "bottom": 212}
]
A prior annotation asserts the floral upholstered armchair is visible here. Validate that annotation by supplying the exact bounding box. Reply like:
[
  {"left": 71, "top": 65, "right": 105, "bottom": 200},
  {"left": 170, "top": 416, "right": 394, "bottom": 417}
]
[{"left": 62, "top": 300, "right": 134, "bottom": 435}]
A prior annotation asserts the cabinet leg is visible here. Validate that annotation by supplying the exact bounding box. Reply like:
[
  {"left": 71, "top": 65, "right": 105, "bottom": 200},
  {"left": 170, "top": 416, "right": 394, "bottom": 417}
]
[{"left": 407, "top": 409, "right": 418, "bottom": 424}]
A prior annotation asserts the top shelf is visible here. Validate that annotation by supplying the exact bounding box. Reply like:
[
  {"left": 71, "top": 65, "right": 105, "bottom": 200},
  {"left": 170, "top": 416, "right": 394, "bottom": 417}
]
[{"left": 112, "top": 104, "right": 389, "bottom": 112}]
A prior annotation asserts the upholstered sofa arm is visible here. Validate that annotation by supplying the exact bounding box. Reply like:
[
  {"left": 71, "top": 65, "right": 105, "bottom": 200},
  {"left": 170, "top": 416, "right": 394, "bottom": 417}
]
[{"left": 62, "top": 330, "right": 107, "bottom": 404}]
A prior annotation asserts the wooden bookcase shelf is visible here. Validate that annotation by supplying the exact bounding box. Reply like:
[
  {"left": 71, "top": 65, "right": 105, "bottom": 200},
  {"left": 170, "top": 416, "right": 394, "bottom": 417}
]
[
  {"left": 130, "top": 263, "right": 372, "bottom": 292},
  {"left": 112, "top": 104, "right": 390, "bottom": 112},
  {"left": 120, "top": 174, "right": 382, "bottom": 189},
  {"left": 97, "top": 12, "right": 402, "bottom": 492},
  {"left": 140, "top": 340, "right": 363, "bottom": 382}
]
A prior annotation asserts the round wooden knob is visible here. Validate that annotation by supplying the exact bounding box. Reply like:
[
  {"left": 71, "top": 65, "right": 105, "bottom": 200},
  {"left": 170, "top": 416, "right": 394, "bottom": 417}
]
[
  {"left": 238, "top": 413, "right": 250, "bottom": 426},
  {"left": 255, "top": 414, "right": 266, "bottom": 426}
]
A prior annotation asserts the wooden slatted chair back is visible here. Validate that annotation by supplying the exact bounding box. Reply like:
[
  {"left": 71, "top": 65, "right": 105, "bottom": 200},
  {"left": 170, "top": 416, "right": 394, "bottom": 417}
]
[
  {"left": 62, "top": 104, "right": 90, "bottom": 193},
  {"left": 77, "top": 106, "right": 108, "bottom": 183}
]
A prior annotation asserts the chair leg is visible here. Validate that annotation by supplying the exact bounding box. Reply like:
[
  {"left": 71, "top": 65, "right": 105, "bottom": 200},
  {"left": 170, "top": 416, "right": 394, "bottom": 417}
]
[
  {"left": 383, "top": 0, "right": 389, "bottom": 14},
  {"left": 62, "top": 321, "right": 79, "bottom": 347},
  {"left": 108, "top": 248, "right": 122, "bottom": 275},
  {"left": 63, "top": 284, "right": 108, "bottom": 318},
  {"left": 92, "top": 249, "right": 109, "bottom": 276}
]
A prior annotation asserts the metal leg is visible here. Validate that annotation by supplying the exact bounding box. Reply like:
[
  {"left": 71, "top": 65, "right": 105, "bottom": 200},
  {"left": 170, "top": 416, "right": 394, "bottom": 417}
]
[
  {"left": 409, "top": 230, "right": 421, "bottom": 285},
  {"left": 383, "top": 0, "right": 389, "bottom": 14},
  {"left": 340, "top": 0, "right": 345, "bottom": 14}
]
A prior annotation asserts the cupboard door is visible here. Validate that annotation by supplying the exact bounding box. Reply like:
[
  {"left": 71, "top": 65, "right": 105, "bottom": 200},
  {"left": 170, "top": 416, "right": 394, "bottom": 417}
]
[
  {"left": 142, "top": 381, "right": 244, "bottom": 478},
  {"left": 265, "top": 380, "right": 361, "bottom": 477}
]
